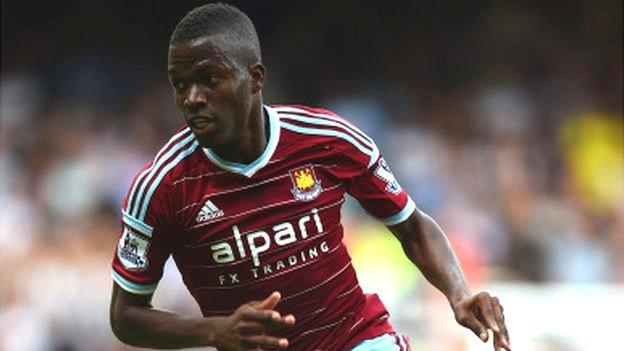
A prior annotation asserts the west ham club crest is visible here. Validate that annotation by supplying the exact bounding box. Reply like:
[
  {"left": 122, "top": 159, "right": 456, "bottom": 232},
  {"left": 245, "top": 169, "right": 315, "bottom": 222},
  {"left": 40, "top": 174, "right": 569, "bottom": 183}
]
[{"left": 289, "top": 165, "right": 322, "bottom": 201}]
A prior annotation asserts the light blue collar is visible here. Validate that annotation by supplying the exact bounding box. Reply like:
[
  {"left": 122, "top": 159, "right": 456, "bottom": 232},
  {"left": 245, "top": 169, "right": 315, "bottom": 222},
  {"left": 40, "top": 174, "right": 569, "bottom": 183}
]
[{"left": 203, "top": 105, "right": 281, "bottom": 177}]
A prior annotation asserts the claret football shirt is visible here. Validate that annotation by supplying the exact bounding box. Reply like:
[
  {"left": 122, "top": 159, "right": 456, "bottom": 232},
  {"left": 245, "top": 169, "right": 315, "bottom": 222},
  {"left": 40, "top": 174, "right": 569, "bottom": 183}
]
[{"left": 112, "top": 104, "right": 415, "bottom": 350}]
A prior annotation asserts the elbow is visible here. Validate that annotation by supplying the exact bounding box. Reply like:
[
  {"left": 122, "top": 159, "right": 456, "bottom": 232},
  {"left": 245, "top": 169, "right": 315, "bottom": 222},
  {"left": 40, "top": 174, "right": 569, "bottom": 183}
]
[
  {"left": 109, "top": 283, "right": 155, "bottom": 347},
  {"left": 110, "top": 308, "right": 126, "bottom": 343},
  {"left": 110, "top": 304, "right": 135, "bottom": 346}
]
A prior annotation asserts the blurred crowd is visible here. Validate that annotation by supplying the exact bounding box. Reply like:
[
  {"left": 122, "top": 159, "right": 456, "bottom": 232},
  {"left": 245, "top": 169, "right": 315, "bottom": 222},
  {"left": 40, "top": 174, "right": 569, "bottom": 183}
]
[{"left": 1, "top": 1, "right": 622, "bottom": 350}]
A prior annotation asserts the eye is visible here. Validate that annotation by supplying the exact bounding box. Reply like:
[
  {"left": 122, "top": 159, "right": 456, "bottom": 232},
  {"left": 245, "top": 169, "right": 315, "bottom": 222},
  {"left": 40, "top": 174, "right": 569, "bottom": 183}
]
[
  {"left": 205, "top": 74, "right": 219, "bottom": 86},
  {"left": 172, "top": 81, "right": 187, "bottom": 91}
]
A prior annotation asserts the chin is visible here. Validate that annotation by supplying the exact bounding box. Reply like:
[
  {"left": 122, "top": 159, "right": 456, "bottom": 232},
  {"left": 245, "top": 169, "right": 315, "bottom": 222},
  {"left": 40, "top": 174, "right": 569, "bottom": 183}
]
[
  {"left": 193, "top": 134, "right": 214, "bottom": 148},
  {"left": 196, "top": 133, "right": 229, "bottom": 150}
]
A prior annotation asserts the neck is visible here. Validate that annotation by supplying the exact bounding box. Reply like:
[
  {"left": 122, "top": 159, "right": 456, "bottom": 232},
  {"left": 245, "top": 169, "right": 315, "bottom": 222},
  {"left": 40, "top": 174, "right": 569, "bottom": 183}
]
[{"left": 212, "top": 101, "right": 267, "bottom": 164}]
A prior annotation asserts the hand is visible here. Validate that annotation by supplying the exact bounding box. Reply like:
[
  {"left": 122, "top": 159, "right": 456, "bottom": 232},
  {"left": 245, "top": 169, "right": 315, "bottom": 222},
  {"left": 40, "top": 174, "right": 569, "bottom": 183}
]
[
  {"left": 452, "top": 292, "right": 510, "bottom": 351},
  {"left": 213, "top": 291, "right": 296, "bottom": 351}
]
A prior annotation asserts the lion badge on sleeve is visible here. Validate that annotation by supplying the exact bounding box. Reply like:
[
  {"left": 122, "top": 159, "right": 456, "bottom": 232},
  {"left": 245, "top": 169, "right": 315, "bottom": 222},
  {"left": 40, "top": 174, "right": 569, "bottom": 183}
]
[{"left": 117, "top": 226, "right": 150, "bottom": 271}]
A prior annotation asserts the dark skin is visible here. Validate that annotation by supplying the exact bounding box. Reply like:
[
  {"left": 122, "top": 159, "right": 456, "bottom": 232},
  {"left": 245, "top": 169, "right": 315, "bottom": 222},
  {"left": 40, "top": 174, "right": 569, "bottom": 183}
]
[
  {"left": 110, "top": 34, "right": 511, "bottom": 350},
  {"left": 167, "top": 34, "right": 267, "bottom": 161},
  {"left": 389, "top": 212, "right": 511, "bottom": 350}
]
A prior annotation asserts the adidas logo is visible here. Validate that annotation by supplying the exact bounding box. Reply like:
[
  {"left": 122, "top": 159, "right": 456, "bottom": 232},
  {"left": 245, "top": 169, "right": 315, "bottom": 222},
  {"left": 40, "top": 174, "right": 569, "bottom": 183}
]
[{"left": 196, "top": 200, "right": 224, "bottom": 223}]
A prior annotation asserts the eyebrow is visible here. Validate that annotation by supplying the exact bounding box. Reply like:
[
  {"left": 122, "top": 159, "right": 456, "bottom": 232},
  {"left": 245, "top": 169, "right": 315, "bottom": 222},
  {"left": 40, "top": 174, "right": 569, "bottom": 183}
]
[
  {"left": 196, "top": 59, "right": 213, "bottom": 67},
  {"left": 167, "top": 57, "right": 233, "bottom": 78},
  {"left": 196, "top": 59, "right": 231, "bottom": 70}
]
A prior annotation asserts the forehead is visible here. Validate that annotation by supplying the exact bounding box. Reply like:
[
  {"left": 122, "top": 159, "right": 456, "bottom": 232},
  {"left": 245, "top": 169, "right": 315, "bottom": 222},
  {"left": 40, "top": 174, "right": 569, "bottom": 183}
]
[{"left": 168, "top": 35, "right": 236, "bottom": 71}]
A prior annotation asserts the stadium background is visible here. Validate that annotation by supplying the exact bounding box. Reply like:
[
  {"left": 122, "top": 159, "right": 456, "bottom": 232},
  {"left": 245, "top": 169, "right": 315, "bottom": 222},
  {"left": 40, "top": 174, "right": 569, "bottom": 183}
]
[{"left": 1, "top": 1, "right": 622, "bottom": 350}]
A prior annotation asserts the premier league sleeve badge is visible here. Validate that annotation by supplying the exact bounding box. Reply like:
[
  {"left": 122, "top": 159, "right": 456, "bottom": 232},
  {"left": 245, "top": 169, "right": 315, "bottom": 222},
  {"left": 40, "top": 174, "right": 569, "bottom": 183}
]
[{"left": 117, "top": 226, "right": 150, "bottom": 271}]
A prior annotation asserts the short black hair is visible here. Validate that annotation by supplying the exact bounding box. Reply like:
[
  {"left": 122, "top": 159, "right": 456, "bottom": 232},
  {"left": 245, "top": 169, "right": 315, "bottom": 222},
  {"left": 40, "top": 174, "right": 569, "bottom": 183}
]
[{"left": 170, "top": 3, "right": 261, "bottom": 64}]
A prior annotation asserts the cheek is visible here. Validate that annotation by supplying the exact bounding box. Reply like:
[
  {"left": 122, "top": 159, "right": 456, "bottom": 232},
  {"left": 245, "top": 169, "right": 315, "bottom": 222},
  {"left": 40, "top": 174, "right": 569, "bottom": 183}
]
[
  {"left": 234, "top": 79, "right": 252, "bottom": 106},
  {"left": 173, "top": 91, "right": 184, "bottom": 107},
  {"left": 216, "top": 83, "right": 247, "bottom": 109}
]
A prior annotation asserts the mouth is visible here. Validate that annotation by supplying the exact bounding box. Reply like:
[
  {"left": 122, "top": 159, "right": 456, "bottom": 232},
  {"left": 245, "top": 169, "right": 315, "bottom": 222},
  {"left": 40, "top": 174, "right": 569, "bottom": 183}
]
[{"left": 187, "top": 115, "right": 217, "bottom": 134}]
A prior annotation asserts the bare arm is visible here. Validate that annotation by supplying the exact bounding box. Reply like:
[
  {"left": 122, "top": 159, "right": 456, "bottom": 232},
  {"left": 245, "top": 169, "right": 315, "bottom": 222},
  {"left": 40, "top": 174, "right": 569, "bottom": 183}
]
[
  {"left": 109, "top": 283, "right": 295, "bottom": 350},
  {"left": 388, "top": 210, "right": 511, "bottom": 351},
  {"left": 388, "top": 211, "right": 469, "bottom": 305}
]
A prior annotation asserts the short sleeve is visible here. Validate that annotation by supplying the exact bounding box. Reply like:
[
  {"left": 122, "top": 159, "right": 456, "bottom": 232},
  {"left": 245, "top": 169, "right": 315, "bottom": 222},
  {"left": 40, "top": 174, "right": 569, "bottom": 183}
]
[
  {"left": 111, "top": 162, "right": 175, "bottom": 295},
  {"left": 346, "top": 152, "right": 416, "bottom": 226}
]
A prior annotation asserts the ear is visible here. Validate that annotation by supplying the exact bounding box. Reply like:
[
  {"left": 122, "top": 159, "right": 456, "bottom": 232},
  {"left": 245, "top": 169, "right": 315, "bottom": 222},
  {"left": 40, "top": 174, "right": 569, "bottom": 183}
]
[{"left": 249, "top": 62, "right": 266, "bottom": 94}]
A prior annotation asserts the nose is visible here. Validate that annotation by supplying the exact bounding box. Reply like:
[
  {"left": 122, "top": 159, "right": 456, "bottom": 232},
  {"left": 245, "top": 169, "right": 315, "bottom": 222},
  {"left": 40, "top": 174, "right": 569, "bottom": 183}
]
[{"left": 183, "top": 84, "right": 207, "bottom": 110}]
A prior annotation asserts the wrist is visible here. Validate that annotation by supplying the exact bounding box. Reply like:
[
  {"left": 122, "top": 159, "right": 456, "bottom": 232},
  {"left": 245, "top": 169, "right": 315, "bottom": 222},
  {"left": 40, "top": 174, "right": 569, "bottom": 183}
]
[
  {"left": 448, "top": 287, "right": 471, "bottom": 309},
  {"left": 197, "top": 316, "right": 229, "bottom": 347}
]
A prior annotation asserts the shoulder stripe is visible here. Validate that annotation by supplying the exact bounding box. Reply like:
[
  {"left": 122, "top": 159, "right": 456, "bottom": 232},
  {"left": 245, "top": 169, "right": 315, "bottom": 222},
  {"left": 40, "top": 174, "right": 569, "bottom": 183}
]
[
  {"left": 136, "top": 140, "right": 199, "bottom": 221},
  {"left": 127, "top": 132, "right": 195, "bottom": 217},
  {"left": 126, "top": 128, "right": 191, "bottom": 212},
  {"left": 281, "top": 121, "right": 380, "bottom": 167},
  {"left": 274, "top": 106, "right": 373, "bottom": 144},
  {"left": 278, "top": 113, "right": 374, "bottom": 151}
]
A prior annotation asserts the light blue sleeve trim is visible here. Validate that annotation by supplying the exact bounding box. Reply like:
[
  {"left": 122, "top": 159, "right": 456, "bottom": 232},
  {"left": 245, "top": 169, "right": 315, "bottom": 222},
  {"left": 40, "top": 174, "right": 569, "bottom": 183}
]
[
  {"left": 351, "top": 333, "right": 401, "bottom": 350},
  {"left": 111, "top": 270, "right": 158, "bottom": 295},
  {"left": 122, "top": 210, "right": 154, "bottom": 237},
  {"left": 379, "top": 197, "right": 416, "bottom": 226}
]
